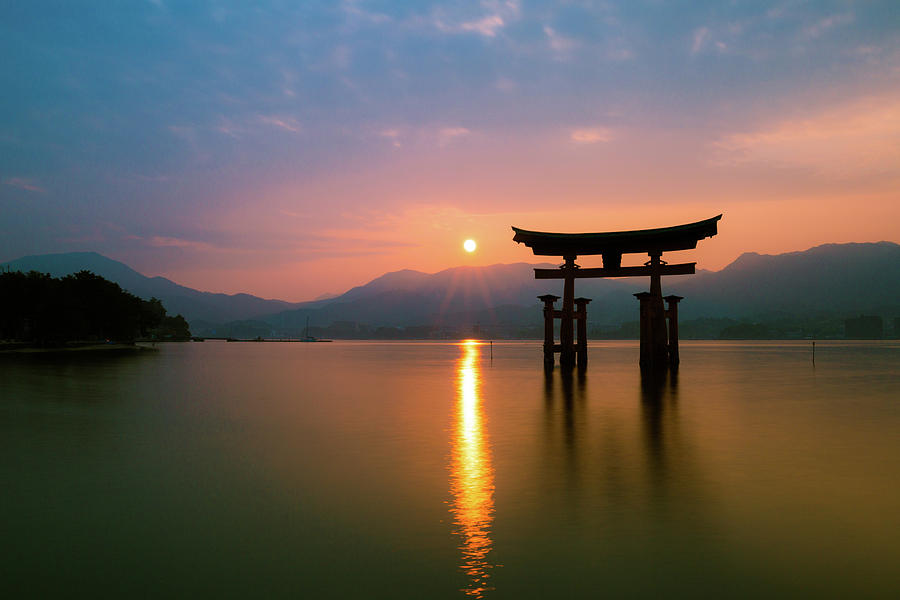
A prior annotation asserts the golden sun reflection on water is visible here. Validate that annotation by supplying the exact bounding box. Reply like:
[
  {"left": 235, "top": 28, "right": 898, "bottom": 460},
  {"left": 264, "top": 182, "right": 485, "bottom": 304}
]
[{"left": 449, "top": 340, "right": 496, "bottom": 598}]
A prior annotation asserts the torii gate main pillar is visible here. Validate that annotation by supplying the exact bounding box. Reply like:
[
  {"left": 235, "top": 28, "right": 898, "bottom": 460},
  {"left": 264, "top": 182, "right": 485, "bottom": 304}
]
[
  {"left": 635, "top": 251, "right": 670, "bottom": 370},
  {"left": 559, "top": 256, "right": 577, "bottom": 369}
]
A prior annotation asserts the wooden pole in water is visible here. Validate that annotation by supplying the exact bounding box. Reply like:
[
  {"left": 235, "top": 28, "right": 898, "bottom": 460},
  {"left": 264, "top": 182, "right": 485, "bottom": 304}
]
[
  {"left": 575, "top": 297, "right": 591, "bottom": 370},
  {"left": 538, "top": 294, "right": 560, "bottom": 371},
  {"left": 634, "top": 292, "right": 652, "bottom": 368},
  {"left": 664, "top": 295, "right": 683, "bottom": 367}
]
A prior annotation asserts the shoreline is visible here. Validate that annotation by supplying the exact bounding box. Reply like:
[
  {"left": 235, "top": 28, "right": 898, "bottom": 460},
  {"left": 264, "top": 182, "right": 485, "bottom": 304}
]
[{"left": 0, "top": 342, "right": 159, "bottom": 355}]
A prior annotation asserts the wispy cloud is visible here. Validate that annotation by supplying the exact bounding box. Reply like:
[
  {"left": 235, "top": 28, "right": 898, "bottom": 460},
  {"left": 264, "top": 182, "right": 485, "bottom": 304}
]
[
  {"left": 460, "top": 14, "right": 504, "bottom": 37},
  {"left": 148, "top": 236, "right": 217, "bottom": 250},
  {"left": 712, "top": 93, "right": 900, "bottom": 174},
  {"left": 605, "top": 41, "right": 634, "bottom": 62},
  {"left": 690, "top": 7, "right": 858, "bottom": 60},
  {"left": 340, "top": 0, "right": 391, "bottom": 25},
  {"left": 432, "top": 0, "right": 520, "bottom": 38},
  {"left": 544, "top": 26, "right": 577, "bottom": 60},
  {"left": 213, "top": 113, "right": 303, "bottom": 138},
  {"left": 331, "top": 45, "right": 352, "bottom": 70},
  {"left": 437, "top": 127, "right": 471, "bottom": 146},
  {"left": 370, "top": 125, "right": 472, "bottom": 148},
  {"left": 378, "top": 128, "right": 402, "bottom": 147},
  {"left": 691, "top": 27, "right": 711, "bottom": 55},
  {"left": 257, "top": 114, "right": 302, "bottom": 133},
  {"left": 570, "top": 127, "right": 613, "bottom": 144},
  {"left": 3, "top": 177, "right": 46, "bottom": 193},
  {"left": 494, "top": 77, "right": 516, "bottom": 92},
  {"left": 801, "top": 13, "right": 853, "bottom": 40},
  {"left": 216, "top": 117, "right": 243, "bottom": 138},
  {"left": 167, "top": 124, "right": 196, "bottom": 141},
  {"left": 690, "top": 26, "right": 727, "bottom": 55}
]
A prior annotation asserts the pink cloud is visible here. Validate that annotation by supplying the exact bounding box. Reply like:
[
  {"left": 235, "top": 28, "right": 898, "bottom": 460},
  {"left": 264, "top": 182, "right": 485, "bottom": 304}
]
[
  {"left": 691, "top": 27, "right": 710, "bottom": 55},
  {"left": 149, "top": 236, "right": 216, "bottom": 251},
  {"left": 437, "top": 126, "right": 471, "bottom": 146},
  {"left": 460, "top": 15, "right": 504, "bottom": 37},
  {"left": 713, "top": 93, "right": 900, "bottom": 174},
  {"left": 544, "top": 26, "right": 576, "bottom": 59},
  {"left": 3, "top": 177, "right": 45, "bottom": 193},
  {"left": 257, "top": 115, "right": 302, "bottom": 133},
  {"left": 378, "top": 128, "right": 402, "bottom": 147},
  {"left": 570, "top": 127, "right": 613, "bottom": 144},
  {"left": 801, "top": 13, "right": 853, "bottom": 40}
]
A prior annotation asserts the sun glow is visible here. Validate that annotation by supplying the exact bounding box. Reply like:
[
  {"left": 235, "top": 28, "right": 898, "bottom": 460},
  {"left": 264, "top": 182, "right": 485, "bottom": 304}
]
[
  {"left": 450, "top": 340, "right": 495, "bottom": 598},
  {"left": 463, "top": 239, "right": 477, "bottom": 253}
]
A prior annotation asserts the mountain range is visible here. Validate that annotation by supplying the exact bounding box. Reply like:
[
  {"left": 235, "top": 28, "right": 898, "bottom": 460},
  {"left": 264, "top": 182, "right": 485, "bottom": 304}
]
[
  {"left": 3, "top": 242, "right": 898, "bottom": 337},
  {"left": 0, "top": 252, "right": 303, "bottom": 323}
]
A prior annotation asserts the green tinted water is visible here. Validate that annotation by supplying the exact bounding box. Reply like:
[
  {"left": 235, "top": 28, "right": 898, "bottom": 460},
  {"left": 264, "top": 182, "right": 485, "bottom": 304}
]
[{"left": 2, "top": 341, "right": 898, "bottom": 598}]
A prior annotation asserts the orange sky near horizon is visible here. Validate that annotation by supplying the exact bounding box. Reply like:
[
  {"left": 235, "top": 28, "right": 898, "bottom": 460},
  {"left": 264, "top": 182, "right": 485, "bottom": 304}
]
[
  {"left": 2, "top": 2, "right": 899, "bottom": 302},
  {"left": 148, "top": 114, "right": 900, "bottom": 301},
  {"left": 151, "top": 190, "right": 899, "bottom": 302}
]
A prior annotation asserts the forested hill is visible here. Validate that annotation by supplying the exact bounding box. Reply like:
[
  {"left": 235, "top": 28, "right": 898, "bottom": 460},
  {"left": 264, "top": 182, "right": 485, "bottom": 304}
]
[
  {"left": 0, "top": 252, "right": 302, "bottom": 323},
  {"left": 0, "top": 270, "right": 190, "bottom": 344}
]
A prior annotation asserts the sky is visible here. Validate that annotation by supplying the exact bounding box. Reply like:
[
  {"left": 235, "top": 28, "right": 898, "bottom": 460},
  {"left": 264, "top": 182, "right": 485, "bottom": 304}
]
[{"left": 1, "top": 1, "right": 898, "bottom": 301}]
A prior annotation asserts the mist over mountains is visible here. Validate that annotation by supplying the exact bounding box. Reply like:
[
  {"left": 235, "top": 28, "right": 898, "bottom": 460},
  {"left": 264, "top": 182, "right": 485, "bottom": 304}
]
[
  {"left": 667, "top": 242, "right": 900, "bottom": 318},
  {"left": 3, "top": 242, "right": 898, "bottom": 338}
]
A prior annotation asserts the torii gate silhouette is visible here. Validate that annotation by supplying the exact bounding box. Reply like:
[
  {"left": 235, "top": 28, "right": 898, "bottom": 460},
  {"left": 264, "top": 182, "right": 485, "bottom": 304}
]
[{"left": 512, "top": 215, "right": 722, "bottom": 371}]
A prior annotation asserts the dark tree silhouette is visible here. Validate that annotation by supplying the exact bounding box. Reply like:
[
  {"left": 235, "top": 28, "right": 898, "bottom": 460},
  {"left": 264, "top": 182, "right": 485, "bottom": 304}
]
[{"left": 0, "top": 270, "right": 190, "bottom": 344}]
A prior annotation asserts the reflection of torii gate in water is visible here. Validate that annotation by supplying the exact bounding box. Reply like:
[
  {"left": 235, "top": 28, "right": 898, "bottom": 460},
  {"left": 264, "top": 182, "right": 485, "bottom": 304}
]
[{"left": 512, "top": 215, "right": 722, "bottom": 371}]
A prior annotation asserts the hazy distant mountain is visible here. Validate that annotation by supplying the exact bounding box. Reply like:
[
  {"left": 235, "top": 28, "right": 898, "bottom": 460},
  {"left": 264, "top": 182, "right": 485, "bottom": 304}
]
[
  {"left": 313, "top": 291, "right": 340, "bottom": 301},
  {"left": 263, "top": 262, "right": 647, "bottom": 332},
  {"left": 665, "top": 241, "right": 900, "bottom": 318},
  {"left": 5, "top": 242, "right": 898, "bottom": 334},
  {"left": 262, "top": 241, "right": 900, "bottom": 333},
  {"left": 0, "top": 252, "right": 303, "bottom": 323}
]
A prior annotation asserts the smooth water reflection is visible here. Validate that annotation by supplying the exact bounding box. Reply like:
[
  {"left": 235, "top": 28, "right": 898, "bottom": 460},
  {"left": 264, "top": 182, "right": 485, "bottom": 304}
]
[
  {"left": 3, "top": 340, "right": 899, "bottom": 598},
  {"left": 449, "top": 340, "right": 495, "bottom": 597}
]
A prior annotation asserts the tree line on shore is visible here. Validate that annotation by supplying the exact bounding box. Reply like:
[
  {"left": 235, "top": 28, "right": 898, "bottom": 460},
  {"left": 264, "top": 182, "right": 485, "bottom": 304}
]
[{"left": 0, "top": 270, "right": 190, "bottom": 344}]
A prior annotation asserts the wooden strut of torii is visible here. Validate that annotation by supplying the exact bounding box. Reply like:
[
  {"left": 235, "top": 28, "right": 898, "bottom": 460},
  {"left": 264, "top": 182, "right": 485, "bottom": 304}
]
[{"left": 512, "top": 214, "right": 722, "bottom": 371}]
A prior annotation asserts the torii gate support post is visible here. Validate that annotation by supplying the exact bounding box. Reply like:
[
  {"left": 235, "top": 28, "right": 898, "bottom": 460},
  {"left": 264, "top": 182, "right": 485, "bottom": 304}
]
[
  {"left": 634, "top": 292, "right": 653, "bottom": 368},
  {"left": 539, "top": 294, "right": 560, "bottom": 371},
  {"left": 575, "top": 297, "right": 591, "bottom": 370},
  {"left": 664, "top": 295, "right": 682, "bottom": 367},
  {"left": 559, "top": 256, "right": 577, "bottom": 369}
]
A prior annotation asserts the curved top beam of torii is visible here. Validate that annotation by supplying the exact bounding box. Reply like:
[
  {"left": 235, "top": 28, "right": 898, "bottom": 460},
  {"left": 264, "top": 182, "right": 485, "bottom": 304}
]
[{"left": 511, "top": 214, "right": 722, "bottom": 258}]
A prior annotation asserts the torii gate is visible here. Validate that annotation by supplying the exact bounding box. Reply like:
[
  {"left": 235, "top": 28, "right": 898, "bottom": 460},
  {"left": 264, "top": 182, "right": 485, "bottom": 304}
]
[{"left": 512, "top": 215, "right": 722, "bottom": 371}]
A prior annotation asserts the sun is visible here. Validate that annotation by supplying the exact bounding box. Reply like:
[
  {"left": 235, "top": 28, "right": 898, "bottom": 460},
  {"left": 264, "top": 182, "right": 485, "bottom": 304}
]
[{"left": 463, "top": 239, "right": 477, "bottom": 253}]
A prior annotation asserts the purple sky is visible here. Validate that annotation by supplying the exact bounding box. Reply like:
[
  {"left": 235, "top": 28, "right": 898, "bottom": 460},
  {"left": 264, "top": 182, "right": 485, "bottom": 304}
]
[{"left": 2, "top": 1, "right": 899, "bottom": 300}]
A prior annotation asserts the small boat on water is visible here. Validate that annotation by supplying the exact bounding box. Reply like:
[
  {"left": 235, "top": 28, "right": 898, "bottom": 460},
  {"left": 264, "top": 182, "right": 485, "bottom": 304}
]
[{"left": 302, "top": 317, "right": 332, "bottom": 342}]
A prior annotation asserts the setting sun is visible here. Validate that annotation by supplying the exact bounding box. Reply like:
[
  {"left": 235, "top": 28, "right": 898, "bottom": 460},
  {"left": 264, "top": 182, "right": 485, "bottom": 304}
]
[{"left": 463, "top": 239, "right": 477, "bottom": 253}]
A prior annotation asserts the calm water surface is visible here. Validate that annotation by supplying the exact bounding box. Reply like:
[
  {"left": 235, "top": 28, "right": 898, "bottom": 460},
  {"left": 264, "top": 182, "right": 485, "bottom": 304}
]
[{"left": 2, "top": 341, "right": 899, "bottom": 598}]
